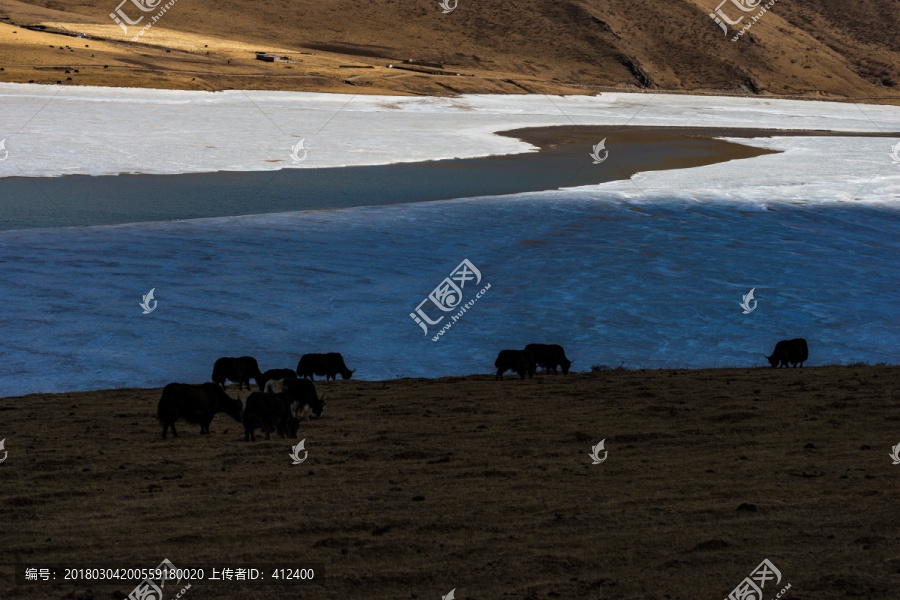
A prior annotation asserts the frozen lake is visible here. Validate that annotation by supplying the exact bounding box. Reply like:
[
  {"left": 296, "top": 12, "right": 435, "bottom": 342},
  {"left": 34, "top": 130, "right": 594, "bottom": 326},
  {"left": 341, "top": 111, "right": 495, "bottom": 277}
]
[
  {"left": 0, "top": 86, "right": 898, "bottom": 396},
  {"left": 0, "top": 192, "right": 898, "bottom": 397}
]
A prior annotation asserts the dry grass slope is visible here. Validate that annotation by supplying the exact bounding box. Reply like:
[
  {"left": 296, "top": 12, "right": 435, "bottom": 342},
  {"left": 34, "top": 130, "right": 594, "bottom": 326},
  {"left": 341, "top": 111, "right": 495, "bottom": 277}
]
[
  {"left": 0, "top": 0, "right": 898, "bottom": 101},
  {"left": 2, "top": 366, "right": 899, "bottom": 599}
]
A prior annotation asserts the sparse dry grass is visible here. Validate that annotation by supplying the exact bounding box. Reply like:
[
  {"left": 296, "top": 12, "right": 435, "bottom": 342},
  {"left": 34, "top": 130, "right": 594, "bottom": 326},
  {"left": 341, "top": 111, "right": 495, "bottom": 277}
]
[
  {"left": 0, "top": 0, "right": 898, "bottom": 101},
  {"left": 2, "top": 366, "right": 899, "bottom": 599}
]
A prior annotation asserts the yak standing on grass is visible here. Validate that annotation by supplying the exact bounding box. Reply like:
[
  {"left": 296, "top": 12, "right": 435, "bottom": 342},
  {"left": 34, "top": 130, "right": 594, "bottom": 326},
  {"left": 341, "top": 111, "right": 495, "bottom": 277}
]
[
  {"left": 283, "top": 378, "right": 325, "bottom": 420},
  {"left": 766, "top": 338, "right": 809, "bottom": 368},
  {"left": 494, "top": 349, "right": 537, "bottom": 380},
  {"left": 296, "top": 353, "right": 355, "bottom": 380},
  {"left": 258, "top": 368, "right": 298, "bottom": 391},
  {"left": 525, "top": 343, "right": 572, "bottom": 375},
  {"left": 265, "top": 378, "right": 326, "bottom": 420},
  {"left": 211, "top": 356, "right": 264, "bottom": 390},
  {"left": 243, "top": 392, "right": 299, "bottom": 442},
  {"left": 157, "top": 382, "right": 244, "bottom": 439}
]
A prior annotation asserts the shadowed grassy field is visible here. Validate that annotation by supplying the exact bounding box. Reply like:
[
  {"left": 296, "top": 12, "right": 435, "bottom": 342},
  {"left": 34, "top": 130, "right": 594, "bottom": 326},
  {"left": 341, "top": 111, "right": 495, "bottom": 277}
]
[{"left": 2, "top": 366, "right": 899, "bottom": 599}]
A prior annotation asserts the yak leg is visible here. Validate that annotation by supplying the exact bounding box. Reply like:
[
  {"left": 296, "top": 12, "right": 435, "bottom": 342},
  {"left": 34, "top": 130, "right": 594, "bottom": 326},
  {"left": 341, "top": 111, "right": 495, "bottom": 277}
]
[
  {"left": 170, "top": 423, "right": 178, "bottom": 438},
  {"left": 162, "top": 423, "right": 169, "bottom": 439},
  {"left": 495, "top": 368, "right": 504, "bottom": 381}
]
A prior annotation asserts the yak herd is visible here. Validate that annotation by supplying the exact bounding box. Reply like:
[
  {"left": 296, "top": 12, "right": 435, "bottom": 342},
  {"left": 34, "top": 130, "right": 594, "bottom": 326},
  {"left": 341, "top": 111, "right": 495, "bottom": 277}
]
[
  {"left": 157, "top": 353, "right": 352, "bottom": 441},
  {"left": 156, "top": 339, "right": 808, "bottom": 440}
]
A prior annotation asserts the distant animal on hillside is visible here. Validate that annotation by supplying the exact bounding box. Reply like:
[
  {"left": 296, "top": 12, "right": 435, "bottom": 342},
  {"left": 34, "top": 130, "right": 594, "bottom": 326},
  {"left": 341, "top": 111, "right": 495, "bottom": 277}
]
[
  {"left": 495, "top": 349, "right": 537, "bottom": 381},
  {"left": 525, "top": 343, "right": 572, "bottom": 375},
  {"left": 157, "top": 382, "right": 243, "bottom": 439},
  {"left": 243, "top": 392, "right": 299, "bottom": 442},
  {"left": 212, "top": 356, "right": 264, "bottom": 390},
  {"left": 259, "top": 368, "right": 298, "bottom": 391},
  {"left": 766, "top": 338, "right": 809, "bottom": 368},
  {"left": 296, "top": 353, "right": 355, "bottom": 380}
]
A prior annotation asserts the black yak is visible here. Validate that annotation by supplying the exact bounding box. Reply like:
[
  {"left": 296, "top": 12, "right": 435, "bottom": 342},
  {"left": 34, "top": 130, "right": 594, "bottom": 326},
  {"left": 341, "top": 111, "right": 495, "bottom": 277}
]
[
  {"left": 259, "top": 368, "right": 298, "bottom": 391},
  {"left": 281, "top": 378, "right": 325, "bottom": 420},
  {"left": 766, "top": 338, "right": 809, "bottom": 368},
  {"left": 243, "top": 392, "right": 299, "bottom": 442},
  {"left": 296, "top": 353, "right": 355, "bottom": 380},
  {"left": 211, "top": 356, "right": 264, "bottom": 390},
  {"left": 494, "top": 349, "right": 537, "bottom": 381},
  {"left": 265, "top": 378, "right": 325, "bottom": 420},
  {"left": 157, "top": 382, "right": 243, "bottom": 439},
  {"left": 525, "top": 343, "right": 572, "bottom": 375}
]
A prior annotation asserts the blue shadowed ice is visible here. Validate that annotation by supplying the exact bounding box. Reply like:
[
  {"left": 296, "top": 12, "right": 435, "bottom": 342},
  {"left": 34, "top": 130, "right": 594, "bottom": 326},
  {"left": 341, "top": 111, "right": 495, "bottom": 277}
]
[{"left": 0, "top": 192, "right": 898, "bottom": 397}]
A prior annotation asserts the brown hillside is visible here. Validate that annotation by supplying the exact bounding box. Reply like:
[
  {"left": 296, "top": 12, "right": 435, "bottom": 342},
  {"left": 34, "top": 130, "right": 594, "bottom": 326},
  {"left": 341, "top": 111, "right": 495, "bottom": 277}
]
[{"left": 0, "top": 0, "right": 898, "bottom": 99}]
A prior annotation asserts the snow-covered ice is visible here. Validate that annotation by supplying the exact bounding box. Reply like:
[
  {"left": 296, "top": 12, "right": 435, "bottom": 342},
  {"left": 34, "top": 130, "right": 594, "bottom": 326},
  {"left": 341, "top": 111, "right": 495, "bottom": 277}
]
[
  {"left": 0, "top": 84, "right": 898, "bottom": 396},
  {"left": 1, "top": 83, "right": 899, "bottom": 177}
]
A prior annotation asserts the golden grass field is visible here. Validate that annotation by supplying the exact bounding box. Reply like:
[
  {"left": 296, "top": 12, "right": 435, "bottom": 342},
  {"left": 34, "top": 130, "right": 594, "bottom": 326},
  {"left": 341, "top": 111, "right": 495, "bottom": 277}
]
[
  {"left": 2, "top": 365, "right": 899, "bottom": 599},
  {"left": 0, "top": 0, "right": 898, "bottom": 101}
]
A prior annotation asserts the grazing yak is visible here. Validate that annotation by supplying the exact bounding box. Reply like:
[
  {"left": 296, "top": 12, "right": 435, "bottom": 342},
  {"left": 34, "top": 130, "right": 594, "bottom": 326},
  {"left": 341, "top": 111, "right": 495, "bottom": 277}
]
[
  {"left": 525, "top": 343, "right": 572, "bottom": 375},
  {"left": 157, "top": 382, "right": 243, "bottom": 439},
  {"left": 265, "top": 378, "right": 326, "bottom": 420},
  {"left": 212, "top": 356, "right": 264, "bottom": 390},
  {"left": 259, "top": 368, "right": 298, "bottom": 391},
  {"left": 766, "top": 338, "right": 809, "bottom": 368},
  {"left": 242, "top": 392, "right": 300, "bottom": 442},
  {"left": 296, "top": 352, "right": 355, "bottom": 380},
  {"left": 495, "top": 349, "right": 537, "bottom": 381},
  {"left": 283, "top": 378, "right": 325, "bottom": 420}
]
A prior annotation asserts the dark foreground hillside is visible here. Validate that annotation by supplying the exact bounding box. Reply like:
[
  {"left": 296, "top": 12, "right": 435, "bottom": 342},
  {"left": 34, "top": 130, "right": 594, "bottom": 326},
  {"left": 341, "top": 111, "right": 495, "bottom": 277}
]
[{"left": 2, "top": 366, "right": 899, "bottom": 599}]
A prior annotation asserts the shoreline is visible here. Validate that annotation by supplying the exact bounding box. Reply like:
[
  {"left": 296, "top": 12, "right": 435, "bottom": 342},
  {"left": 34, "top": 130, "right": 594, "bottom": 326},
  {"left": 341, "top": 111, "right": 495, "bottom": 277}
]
[
  {"left": 0, "top": 124, "right": 787, "bottom": 230},
  {"left": 2, "top": 364, "right": 893, "bottom": 401}
]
